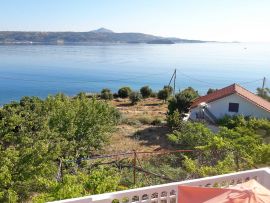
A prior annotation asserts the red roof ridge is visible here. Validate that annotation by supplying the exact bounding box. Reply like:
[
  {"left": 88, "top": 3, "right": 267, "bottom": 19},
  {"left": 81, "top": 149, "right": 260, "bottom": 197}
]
[
  {"left": 234, "top": 83, "right": 270, "bottom": 113},
  {"left": 191, "top": 83, "right": 270, "bottom": 113}
]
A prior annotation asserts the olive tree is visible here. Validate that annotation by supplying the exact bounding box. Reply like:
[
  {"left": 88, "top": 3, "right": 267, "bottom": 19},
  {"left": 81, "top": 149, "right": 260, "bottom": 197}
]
[{"left": 118, "top": 87, "right": 132, "bottom": 98}]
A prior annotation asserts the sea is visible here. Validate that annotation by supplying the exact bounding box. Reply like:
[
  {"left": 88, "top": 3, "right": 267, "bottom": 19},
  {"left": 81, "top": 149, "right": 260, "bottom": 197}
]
[{"left": 0, "top": 43, "right": 269, "bottom": 105}]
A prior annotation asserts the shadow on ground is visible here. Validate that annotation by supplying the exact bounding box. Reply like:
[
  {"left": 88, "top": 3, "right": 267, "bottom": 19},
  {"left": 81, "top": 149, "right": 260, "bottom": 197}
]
[
  {"left": 116, "top": 103, "right": 133, "bottom": 107},
  {"left": 143, "top": 103, "right": 161, "bottom": 107},
  {"left": 131, "top": 126, "right": 173, "bottom": 149}
]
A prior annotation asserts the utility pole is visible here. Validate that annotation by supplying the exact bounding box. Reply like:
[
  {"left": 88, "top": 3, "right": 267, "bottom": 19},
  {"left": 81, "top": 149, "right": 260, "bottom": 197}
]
[
  {"left": 262, "top": 77, "right": 266, "bottom": 96},
  {"left": 262, "top": 77, "right": 266, "bottom": 89},
  {"left": 173, "top": 69, "right": 176, "bottom": 96},
  {"left": 168, "top": 69, "right": 177, "bottom": 96}
]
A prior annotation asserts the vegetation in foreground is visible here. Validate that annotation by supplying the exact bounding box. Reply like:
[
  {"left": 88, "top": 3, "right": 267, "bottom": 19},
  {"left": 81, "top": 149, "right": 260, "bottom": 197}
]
[
  {"left": 0, "top": 85, "right": 270, "bottom": 202},
  {"left": 0, "top": 94, "right": 120, "bottom": 202}
]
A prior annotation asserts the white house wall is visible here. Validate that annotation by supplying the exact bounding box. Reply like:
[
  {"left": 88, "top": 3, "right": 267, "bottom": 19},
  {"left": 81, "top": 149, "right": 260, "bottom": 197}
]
[{"left": 190, "top": 93, "right": 270, "bottom": 120}]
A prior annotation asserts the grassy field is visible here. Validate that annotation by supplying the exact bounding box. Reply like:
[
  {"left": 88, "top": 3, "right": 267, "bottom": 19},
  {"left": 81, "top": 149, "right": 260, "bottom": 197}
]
[{"left": 99, "top": 98, "right": 172, "bottom": 154}]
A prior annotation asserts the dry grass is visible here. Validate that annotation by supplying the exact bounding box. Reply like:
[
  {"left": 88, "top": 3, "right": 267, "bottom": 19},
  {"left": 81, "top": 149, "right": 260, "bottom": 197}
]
[
  {"left": 110, "top": 97, "right": 167, "bottom": 119},
  {"left": 100, "top": 98, "right": 172, "bottom": 154}
]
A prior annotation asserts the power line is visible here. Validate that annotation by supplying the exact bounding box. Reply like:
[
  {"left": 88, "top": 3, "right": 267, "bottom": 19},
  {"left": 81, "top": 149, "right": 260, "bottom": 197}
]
[
  {"left": 177, "top": 69, "right": 218, "bottom": 85},
  {"left": 177, "top": 69, "right": 264, "bottom": 87},
  {"left": 240, "top": 78, "right": 263, "bottom": 85}
]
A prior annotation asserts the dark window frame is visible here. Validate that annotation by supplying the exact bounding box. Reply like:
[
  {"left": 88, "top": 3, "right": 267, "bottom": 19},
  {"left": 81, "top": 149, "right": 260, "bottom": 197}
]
[{"left": 228, "top": 103, "right": 239, "bottom": 113}]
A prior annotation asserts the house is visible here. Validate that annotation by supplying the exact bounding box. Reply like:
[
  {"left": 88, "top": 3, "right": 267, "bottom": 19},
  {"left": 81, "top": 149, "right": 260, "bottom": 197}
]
[{"left": 190, "top": 83, "right": 270, "bottom": 123}]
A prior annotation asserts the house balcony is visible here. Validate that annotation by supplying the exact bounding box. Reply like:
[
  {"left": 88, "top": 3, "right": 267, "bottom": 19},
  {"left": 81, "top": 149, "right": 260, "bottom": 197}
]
[{"left": 50, "top": 167, "right": 270, "bottom": 203}]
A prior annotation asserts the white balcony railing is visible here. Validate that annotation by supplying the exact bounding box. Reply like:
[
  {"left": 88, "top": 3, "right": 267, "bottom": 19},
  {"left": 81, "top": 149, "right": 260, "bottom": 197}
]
[{"left": 50, "top": 167, "right": 270, "bottom": 203}]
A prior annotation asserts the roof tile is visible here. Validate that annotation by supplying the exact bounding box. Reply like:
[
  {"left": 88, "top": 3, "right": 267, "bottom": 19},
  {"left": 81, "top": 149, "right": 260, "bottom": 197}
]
[{"left": 191, "top": 84, "right": 270, "bottom": 113}]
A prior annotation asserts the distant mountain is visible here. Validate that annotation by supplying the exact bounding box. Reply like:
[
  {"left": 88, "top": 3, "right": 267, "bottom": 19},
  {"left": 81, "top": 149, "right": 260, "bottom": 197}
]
[
  {"left": 0, "top": 28, "right": 208, "bottom": 45},
  {"left": 90, "top": 28, "right": 114, "bottom": 33}
]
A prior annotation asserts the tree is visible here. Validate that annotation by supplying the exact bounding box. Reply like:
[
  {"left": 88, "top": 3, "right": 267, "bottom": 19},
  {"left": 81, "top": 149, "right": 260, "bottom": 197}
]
[
  {"left": 167, "top": 122, "right": 214, "bottom": 149},
  {"left": 129, "top": 92, "right": 142, "bottom": 105},
  {"left": 168, "top": 87, "right": 199, "bottom": 114},
  {"left": 0, "top": 94, "right": 120, "bottom": 202},
  {"left": 150, "top": 92, "right": 157, "bottom": 98},
  {"left": 256, "top": 87, "right": 270, "bottom": 101},
  {"left": 164, "top": 85, "right": 173, "bottom": 94},
  {"left": 167, "top": 110, "right": 183, "bottom": 129},
  {"left": 101, "top": 88, "right": 113, "bottom": 100},
  {"left": 140, "top": 86, "right": 152, "bottom": 98},
  {"left": 118, "top": 87, "right": 132, "bottom": 98},
  {"left": 32, "top": 167, "right": 121, "bottom": 202},
  {"left": 207, "top": 88, "right": 218, "bottom": 95},
  {"left": 157, "top": 86, "right": 173, "bottom": 102}
]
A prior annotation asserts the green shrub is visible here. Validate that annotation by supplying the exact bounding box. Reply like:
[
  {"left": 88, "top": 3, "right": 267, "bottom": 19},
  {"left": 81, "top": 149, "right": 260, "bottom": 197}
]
[
  {"left": 118, "top": 87, "right": 132, "bottom": 98},
  {"left": 207, "top": 88, "right": 218, "bottom": 95},
  {"left": 151, "top": 117, "right": 163, "bottom": 126},
  {"left": 157, "top": 86, "right": 173, "bottom": 102},
  {"left": 218, "top": 115, "right": 270, "bottom": 139},
  {"left": 129, "top": 91, "right": 142, "bottom": 105},
  {"left": 137, "top": 116, "right": 153, "bottom": 125},
  {"left": 140, "top": 86, "right": 153, "bottom": 98},
  {"left": 121, "top": 117, "right": 142, "bottom": 126},
  {"left": 0, "top": 94, "right": 121, "bottom": 202},
  {"left": 167, "top": 121, "right": 214, "bottom": 148},
  {"left": 101, "top": 88, "right": 113, "bottom": 100},
  {"left": 167, "top": 110, "right": 182, "bottom": 129},
  {"left": 217, "top": 115, "right": 247, "bottom": 129},
  {"left": 113, "top": 93, "right": 119, "bottom": 98},
  {"left": 150, "top": 92, "right": 157, "bottom": 98},
  {"left": 168, "top": 87, "right": 199, "bottom": 115},
  {"left": 164, "top": 85, "right": 173, "bottom": 94},
  {"left": 257, "top": 87, "right": 270, "bottom": 101}
]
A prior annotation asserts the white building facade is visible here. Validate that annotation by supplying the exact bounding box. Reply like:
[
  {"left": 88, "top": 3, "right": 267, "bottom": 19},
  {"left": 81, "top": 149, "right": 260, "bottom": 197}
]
[{"left": 190, "top": 84, "right": 270, "bottom": 122}]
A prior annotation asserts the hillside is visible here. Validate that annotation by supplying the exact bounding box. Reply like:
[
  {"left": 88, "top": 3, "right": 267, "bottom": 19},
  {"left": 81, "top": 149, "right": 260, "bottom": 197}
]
[{"left": 0, "top": 28, "right": 207, "bottom": 45}]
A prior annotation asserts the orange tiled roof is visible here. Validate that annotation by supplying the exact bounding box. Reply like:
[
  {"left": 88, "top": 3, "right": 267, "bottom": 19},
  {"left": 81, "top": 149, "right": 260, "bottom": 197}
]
[{"left": 191, "top": 84, "right": 270, "bottom": 113}]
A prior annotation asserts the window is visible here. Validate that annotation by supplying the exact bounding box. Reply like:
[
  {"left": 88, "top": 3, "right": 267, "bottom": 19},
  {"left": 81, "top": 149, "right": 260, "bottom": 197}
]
[{"left": 228, "top": 103, "right": 239, "bottom": 112}]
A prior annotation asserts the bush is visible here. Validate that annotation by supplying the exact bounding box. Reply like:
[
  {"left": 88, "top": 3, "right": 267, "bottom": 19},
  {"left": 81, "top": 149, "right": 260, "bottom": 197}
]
[
  {"left": 207, "top": 88, "right": 218, "bottom": 95},
  {"left": 164, "top": 85, "right": 173, "bottom": 94},
  {"left": 157, "top": 86, "right": 173, "bottom": 102},
  {"left": 218, "top": 115, "right": 270, "bottom": 137},
  {"left": 121, "top": 117, "right": 142, "bottom": 126},
  {"left": 101, "top": 88, "right": 113, "bottom": 100},
  {"left": 257, "top": 87, "right": 270, "bottom": 101},
  {"left": 217, "top": 115, "right": 246, "bottom": 129},
  {"left": 113, "top": 93, "right": 119, "bottom": 99},
  {"left": 137, "top": 116, "right": 153, "bottom": 125},
  {"left": 0, "top": 94, "right": 121, "bottom": 202},
  {"left": 167, "top": 122, "right": 214, "bottom": 148},
  {"left": 121, "top": 115, "right": 162, "bottom": 126},
  {"left": 118, "top": 87, "right": 132, "bottom": 98},
  {"left": 168, "top": 87, "right": 199, "bottom": 114},
  {"left": 151, "top": 117, "right": 163, "bottom": 126},
  {"left": 150, "top": 92, "right": 157, "bottom": 98},
  {"left": 167, "top": 110, "right": 182, "bottom": 129},
  {"left": 129, "top": 91, "right": 142, "bottom": 105},
  {"left": 140, "top": 86, "right": 153, "bottom": 98}
]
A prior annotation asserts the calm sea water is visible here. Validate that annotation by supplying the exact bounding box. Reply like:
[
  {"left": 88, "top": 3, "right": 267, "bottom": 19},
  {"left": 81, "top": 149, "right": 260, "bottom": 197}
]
[{"left": 0, "top": 43, "right": 269, "bottom": 105}]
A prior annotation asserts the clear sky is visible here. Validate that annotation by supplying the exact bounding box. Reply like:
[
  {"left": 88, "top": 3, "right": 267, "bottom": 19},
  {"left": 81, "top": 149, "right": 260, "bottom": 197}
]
[{"left": 1, "top": 0, "right": 270, "bottom": 42}]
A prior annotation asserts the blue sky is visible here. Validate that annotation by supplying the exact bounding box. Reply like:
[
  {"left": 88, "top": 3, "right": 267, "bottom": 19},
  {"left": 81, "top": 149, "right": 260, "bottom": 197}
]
[{"left": 1, "top": 0, "right": 270, "bottom": 42}]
